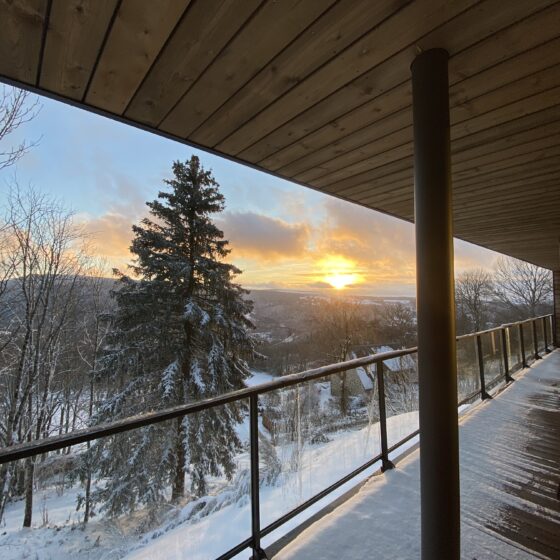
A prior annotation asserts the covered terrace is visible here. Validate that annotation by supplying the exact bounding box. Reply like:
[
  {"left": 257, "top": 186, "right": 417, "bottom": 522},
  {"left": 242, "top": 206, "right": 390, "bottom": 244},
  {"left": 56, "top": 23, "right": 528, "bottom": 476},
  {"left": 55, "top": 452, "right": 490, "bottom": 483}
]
[{"left": 1, "top": 1, "right": 560, "bottom": 558}]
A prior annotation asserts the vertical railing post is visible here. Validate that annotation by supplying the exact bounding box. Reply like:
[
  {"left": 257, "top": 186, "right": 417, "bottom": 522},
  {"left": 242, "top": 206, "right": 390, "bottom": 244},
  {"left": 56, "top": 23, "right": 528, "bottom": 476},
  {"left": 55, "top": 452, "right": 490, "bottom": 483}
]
[
  {"left": 542, "top": 316, "right": 550, "bottom": 353},
  {"left": 518, "top": 323, "right": 527, "bottom": 368},
  {"left": 249, "top": 395, "right": 267, "bottom": 560},
  {"left": 531, "top": 319, "right": 541, "bottom": 360},
  {"left": 476, "top": 335, "right": 490, "bottom": 399},
  {"left": 376, "top": 361, "right": 395, "bottom": 472},
  {"left": 501, "top": 328, "right": 513, "bottom": 383}
]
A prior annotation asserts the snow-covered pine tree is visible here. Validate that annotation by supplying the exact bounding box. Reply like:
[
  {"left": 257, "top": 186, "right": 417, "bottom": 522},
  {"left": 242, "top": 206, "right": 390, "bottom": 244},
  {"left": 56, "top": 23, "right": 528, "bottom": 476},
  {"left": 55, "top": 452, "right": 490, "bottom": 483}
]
[{"left": 90, "top": 156, "right": 254, "bottom": 516}]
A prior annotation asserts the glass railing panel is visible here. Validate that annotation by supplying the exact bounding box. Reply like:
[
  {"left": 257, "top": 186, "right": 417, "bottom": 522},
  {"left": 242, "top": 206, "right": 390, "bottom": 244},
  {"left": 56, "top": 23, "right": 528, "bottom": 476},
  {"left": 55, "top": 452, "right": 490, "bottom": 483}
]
[
  {"left": 545, "top": 316, "right": 553, "bottom": 349},
  {"left": 522, "top": 322, "right": 534, "bottom": 365},
  {"left": 535, "top": 319, "right": 545, "bottom": 353},
  {"left": 258, "top": 370, "right": 382, "bottom": 530},
  {"left": 506, "top": 325, "right": 522, "bottom": 372},
  {"left": 383, "top": 353, "right": 419, "bottom": 450},
  {"left": 456, "top": 335, "right": 480, "bottom": 403},
  {"left": 481, "top": 330, "right": 503, "bottom": 391},
  {"left": 0, "top": 406, "right": 252, "bottom": 560}
]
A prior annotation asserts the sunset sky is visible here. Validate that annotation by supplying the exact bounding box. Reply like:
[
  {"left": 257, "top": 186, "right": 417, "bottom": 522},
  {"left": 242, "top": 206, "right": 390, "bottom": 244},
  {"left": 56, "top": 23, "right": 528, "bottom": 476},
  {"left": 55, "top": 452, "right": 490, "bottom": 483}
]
[{"left": 0, "top": 88, "right": 499, "bottom": 296}]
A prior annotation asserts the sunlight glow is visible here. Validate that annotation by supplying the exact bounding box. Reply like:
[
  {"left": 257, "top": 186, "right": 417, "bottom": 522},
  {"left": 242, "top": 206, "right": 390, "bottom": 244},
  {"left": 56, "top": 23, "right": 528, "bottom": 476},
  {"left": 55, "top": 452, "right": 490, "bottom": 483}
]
[{"left": 320, "top": 256, "right": 363, "bottom": 290}]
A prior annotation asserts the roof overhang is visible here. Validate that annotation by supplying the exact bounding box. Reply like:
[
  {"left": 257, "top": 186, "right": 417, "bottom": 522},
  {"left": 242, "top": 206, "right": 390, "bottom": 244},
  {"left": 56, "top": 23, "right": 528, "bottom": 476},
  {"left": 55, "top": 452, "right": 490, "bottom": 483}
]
[{"left": 1, "top": 0, "right": 559, "bottom": 269}]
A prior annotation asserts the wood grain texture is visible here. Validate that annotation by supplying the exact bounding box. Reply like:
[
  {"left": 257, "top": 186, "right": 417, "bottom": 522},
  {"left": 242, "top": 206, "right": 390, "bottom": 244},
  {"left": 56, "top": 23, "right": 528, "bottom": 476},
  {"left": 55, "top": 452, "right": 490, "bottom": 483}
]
[
  {"left": 189, "top": 0, "right": 410, "bottom": 147},
  {"left": 40, "top": 0, "right": 118, "bottom": 99},
  {"left": 159, "top": 0, "right": 338, "bottom": 138},
  {"left": 0, "top": 0, "right": 47, "bottom": 84},
  {"left": 125, "top": 0, "right": 262, "bottom": 126},
  {"left": 85, "top": 0, "right": 190, "bottom": 114}
]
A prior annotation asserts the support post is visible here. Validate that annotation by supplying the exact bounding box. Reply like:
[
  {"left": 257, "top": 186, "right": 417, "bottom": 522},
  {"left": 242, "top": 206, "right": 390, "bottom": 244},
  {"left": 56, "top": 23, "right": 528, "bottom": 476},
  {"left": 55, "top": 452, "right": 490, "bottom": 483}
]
[
  {"left": 476, "top": 335, "right": 490, "bottom": 399},
  {"left": 501, "top": 328, "right": 513, "bottom": 383},
  {"left": 376, "top": 361, "right": 395, "bottom": 472},
  {"left": 249, "top": 395, "right": 267, "bottom": 560},
  {"left": 411, "top": 48, "right": 460, "bottom": 560},
  {"left": 519, "top": 323, "right": 527, "bottom": 368},
  {"left": 542, "top": 317, "right": 550, "bottom": 353},
  {"left": 553, "top": 271, "right": 560, "bottom": 347},
  {"left": 531, "top": 320, "right": 541, "bottom": 360}
]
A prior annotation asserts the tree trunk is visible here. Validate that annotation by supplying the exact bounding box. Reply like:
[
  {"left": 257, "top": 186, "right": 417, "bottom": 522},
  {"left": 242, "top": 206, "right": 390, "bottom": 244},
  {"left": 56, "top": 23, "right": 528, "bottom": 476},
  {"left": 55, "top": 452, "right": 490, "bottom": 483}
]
[
  {"left": 22, "top": 459, "right": 34, "bottom": 527},
  {"left": 84, "top": 470, "right": 92, "bottom": 523},
  {"left": 171, "top": 419, "right": 186, "bottom": 501}
]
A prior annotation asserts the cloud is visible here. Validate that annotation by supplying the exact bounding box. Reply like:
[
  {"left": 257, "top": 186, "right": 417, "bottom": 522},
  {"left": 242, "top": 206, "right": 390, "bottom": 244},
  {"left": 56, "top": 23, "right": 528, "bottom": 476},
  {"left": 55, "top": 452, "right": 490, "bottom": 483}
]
[
  {"left": 219, "top": 211, "right": 309, "bottom": 261},
  {"left": 454, "top": 239, "right": 498, "bottom": 272},
  {"left": 313, "top": 199, "right": 416, "bottom": 285},
  {"left": 80, "top": 211, "right": 134, "bottom": 260}
]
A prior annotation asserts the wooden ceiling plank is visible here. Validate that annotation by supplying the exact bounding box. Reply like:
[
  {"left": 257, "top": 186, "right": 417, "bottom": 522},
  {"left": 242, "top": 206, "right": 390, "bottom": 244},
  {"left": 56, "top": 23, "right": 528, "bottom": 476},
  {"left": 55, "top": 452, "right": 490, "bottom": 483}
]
[
  {"left": 268, "top": 35, "right": 560, "bottom": 176},
  {"left": 350, "top": 165, "right": 560, "bottom": 206},
  {"left": 455, "top": 201, "right": 560, "bottom": 223},
  {"left": 159, "top": 0, "right": 338, "bottom": 138},
  {"left": 451, "top": 104, "right": 560, "bottom": 153},
  {"left": 189, "top": 0, "right": 408, "bottom": 147},
  {"left": 217, "top": 0, "right": 482, "bottom": 156},
  {"left": 448, "top": 1, "right": 560, "bottom": 84},
  {"left": 85, "top": 0, "right": 190, "bottom": 114},
  {"left": 453, "top": 117, "right": 560, "bottom": 163},
  {"left": 451, "top": 86, "right": 560, "bottom": 140},
  {"left": 225, "top": 0, "right": 555, "bottom": 160},
  {"left": 296, "top": 127, "right": 412, "bottom": 184},
  {"left": 312, "top": 125, "right": 560, "bottom": 191},
  {"left": 0, "top": 0, "right": 48, "bottom": 84},
  {"left": 125, "top": 0, "right": 262, "bottom": 127},
  {"left": 314, "top": 137, "right": 560, "bottom": 192},
  {"left": 271, "top": 85, "right": 412, "bottom": 174},
  {"left": 40, "top": 0, "right": 118, "bottom": 100},
  {"left": 290, "top": 62, "right": 560, "bottom": 185},
  {"left": 453, "top": 137, "right": 560, "bottom": 180},
  {"left": 452, "top": 64, "right": 560, "bottom": 127},
  {"left": 300, "top": 116, "right": 560, "bottom": 188},
  {"left": 360, "top": 173, "right": 560, "bottom": 219}
]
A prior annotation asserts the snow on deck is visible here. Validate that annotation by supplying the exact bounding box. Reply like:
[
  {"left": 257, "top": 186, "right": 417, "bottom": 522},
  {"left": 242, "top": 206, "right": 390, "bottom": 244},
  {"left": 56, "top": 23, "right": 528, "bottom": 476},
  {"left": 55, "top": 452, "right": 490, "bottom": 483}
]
[{"left": 274, "top": 351, "right": 560, "bottom": 560}]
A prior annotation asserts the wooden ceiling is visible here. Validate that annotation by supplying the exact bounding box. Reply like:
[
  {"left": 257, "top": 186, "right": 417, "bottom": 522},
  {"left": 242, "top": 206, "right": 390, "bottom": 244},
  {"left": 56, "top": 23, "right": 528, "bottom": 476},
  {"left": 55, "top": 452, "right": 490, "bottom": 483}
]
[{"left": 1, "top": 0, "right": 560, "bottom": 269}]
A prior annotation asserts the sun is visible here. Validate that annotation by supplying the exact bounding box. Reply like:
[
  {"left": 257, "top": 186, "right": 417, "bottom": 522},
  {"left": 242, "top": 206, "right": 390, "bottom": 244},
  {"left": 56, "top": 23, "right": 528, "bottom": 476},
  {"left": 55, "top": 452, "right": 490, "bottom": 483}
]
[
  {"left": 320, "top": 256, "right": 363, "bottom": 290},
  {"left": 324, "top": 272, "right": 359, "bottom": 290}
]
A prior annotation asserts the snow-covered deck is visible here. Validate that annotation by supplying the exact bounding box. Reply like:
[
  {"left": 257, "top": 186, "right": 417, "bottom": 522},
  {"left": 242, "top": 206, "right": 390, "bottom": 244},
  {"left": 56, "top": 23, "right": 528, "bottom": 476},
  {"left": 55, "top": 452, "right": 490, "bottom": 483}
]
[{"left": 273, "top": 351, "right": 560, "bottom": 560}]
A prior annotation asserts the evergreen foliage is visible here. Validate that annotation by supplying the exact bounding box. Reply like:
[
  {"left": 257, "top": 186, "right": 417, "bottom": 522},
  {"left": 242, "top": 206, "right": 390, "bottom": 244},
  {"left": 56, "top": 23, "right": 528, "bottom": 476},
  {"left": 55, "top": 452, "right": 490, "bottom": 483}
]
[{"left": 91, "top": 156, "right": 254, "bottom": 515}]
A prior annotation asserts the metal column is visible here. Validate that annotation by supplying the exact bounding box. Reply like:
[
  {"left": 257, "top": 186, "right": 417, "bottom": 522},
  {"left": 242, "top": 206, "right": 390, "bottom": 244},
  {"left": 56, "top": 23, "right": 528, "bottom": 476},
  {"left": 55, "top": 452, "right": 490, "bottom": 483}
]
[
  {"left": 553, "top": 270, "right": 560, "bottom": 347},
  {"left": 411, "top": 48, "right": 460, "bottom": 560}
]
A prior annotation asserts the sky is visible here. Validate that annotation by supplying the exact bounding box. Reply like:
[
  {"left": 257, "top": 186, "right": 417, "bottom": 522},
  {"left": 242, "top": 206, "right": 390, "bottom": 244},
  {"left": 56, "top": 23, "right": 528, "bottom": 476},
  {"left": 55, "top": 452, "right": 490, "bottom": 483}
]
[{"left": 0, "top": 87, "right": 500, "bottom": 296}]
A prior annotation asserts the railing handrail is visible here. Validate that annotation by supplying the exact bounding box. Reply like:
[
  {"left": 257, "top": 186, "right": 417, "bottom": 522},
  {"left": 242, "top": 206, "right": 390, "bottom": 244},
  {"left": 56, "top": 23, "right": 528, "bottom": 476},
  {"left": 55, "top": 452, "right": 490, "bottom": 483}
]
[
  {"left": 0, "top": 346, "right": 419, "bottom": 464},
  {"left": 455, "top": 314, "right": 552, "bottom": 340},
  {"left": 0, "top": 314, "right": 553, "bottom": 465}
]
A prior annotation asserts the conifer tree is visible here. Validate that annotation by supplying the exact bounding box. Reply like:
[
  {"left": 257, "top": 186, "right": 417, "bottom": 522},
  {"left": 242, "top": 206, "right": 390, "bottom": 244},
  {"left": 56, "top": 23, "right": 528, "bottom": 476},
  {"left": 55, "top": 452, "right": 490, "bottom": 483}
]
[{"left": 91, "top": 156, "right": 254, "bottom": 515}]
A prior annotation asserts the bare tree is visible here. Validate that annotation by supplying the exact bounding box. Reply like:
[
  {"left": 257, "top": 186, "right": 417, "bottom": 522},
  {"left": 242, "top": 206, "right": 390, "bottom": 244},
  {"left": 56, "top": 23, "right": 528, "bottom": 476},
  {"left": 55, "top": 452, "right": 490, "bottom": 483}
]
[
  {"left": 313, "top": 298, "right": 366, "bottom": 415},
  {"left": 377, "top": 302, "right": 416, "bottom": 348},
  {"left": 75, "top": 267, "right": 111, "bottom": 523},
  {"left": 493, "top": 256, "right": 552, "bottom": 320},
  {"left": 455, "top": 269, "right": 493, "bottom": 334},
  {"left": 0, "top": 86, "right": 40, "bottom": 171},
  {"left": 0, "top": 186, "right": 92, "bottom": 526}
]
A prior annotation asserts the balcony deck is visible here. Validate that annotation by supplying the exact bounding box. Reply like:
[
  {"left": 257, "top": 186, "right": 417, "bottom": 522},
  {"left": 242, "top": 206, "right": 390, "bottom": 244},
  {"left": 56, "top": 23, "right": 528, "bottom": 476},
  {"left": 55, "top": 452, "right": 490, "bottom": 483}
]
[{"left": 273, "top": 351, "right": 560, "bottom": 560}]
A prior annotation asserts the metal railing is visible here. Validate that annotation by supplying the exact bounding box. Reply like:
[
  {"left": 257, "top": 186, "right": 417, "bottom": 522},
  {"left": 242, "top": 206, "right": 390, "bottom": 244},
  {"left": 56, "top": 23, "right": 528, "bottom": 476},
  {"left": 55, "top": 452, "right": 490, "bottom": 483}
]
[{"left": 0, "top": 314, "right": 553, "bottom": 559}]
